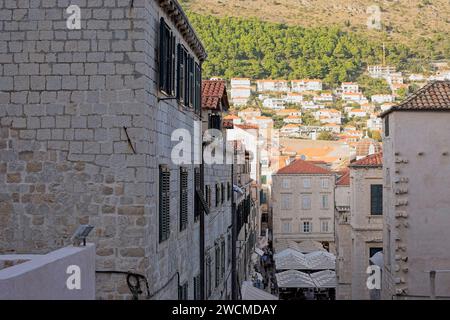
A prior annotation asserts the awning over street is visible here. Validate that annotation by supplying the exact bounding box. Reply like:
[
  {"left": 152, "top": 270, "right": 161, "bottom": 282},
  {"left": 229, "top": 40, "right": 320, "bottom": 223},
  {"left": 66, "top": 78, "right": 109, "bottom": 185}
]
[
  {"left": 241, "top": 281, "right": 279, "bottom": 300},
  {"left": 276, "top": 270, "right": 316, "bottom": 288},
  {"left": 274, "top": 249, "right": 335, "bottom": 271},
  {"left": 276, "top": 270, "right": 337, "bottom": 289}
]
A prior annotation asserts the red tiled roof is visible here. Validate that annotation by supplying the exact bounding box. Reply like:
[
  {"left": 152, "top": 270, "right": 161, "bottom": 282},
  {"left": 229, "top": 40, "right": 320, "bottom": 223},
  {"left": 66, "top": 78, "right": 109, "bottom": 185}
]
[
  {"left": 336, "top": 170, "right": 350, "bottom": 186},
  {"left": 235, "top": 124, "right": 259, "bottom": 130},
  {"left": 276, "top": 159, "right": 332, "bottom": 175},
  {"left": 349, "top": 153, "right": 383, "bottom": 167},
  {"left": 202, "top": 80, "right": 229, "bottom": 111},
  {"left": 382, "top": 81, "right": 450, "bottom": 117}
]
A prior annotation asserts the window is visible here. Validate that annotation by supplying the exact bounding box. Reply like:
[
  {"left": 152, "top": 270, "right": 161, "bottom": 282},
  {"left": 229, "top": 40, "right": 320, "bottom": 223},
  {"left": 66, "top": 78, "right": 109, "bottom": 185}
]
[
  {"left": 282, "top": 178, "right": 291, "bottom": 189},
  {"left": 281, "top": 194, "right": 291, "bottom": 210},
  {"left": 193, "top": 274, "right": 201, "bottom": 300},
  {"left": 178, "top": 282, "right": 188, "bottom": 300},
  {"left": 302, "top": 221, "right": 312, "bottom": 233},
  {"left": 179, "top": 167, "right": 188, "bottom": 231},
  {"left": 194, "top": 62, "right": 201, "bottom": 114},
  {"left": 184, "top": 53, "right": 191, "bottom": 107},
  {"left": 282, "top": 221, "right": 291, "bottom": 233},
  {"left": 321, "top": 178, "right": 329, "bottom": 189},
  {"left": 303, "top": 178, "right": 311, "bottom": 188},
  {"left": 227, "top": 182, "right": 231, "bottom": 201},
  {"left": 221, "top": 183, "right": 225, "bottom": 204},
  {"left": 206, "top": 255, "right": 212, "bottom": 297},
  {"left": 215, "top": 183, "right": 220, "bottom": 207},
  {"left": 369, "top": 247, "right": 383, "bottom": 258},
  {"left": 205, "top": 185, "right": 211, "bottom": 208},
  {"left": 215, "top": 244, "right": 220, "bottom": 288},
  {"left": 321, "top": 219, "right": 330, "bottom": 232},
  {"left": 321, "top": 194, "right": 329, "bottom": 209},
  {"left": 194, "top": 167, "right": 200, "bottom": 221},
  {"left": 302, "top": 195, "right": 311, "bottom": 210},
  {"left": 177, "top": 44, "right": 187, "bottom": 103},
  {"left": 159, "top": 165, "right": 170, "bottom": 242},
  {"left": 384, "top": 115, "right": 389, "bottom": 137},
  {"left": 221, "top": 240, "right": 226, "bottom": 278},
  {"left": 208, "top": 114, "right": 222, "bottom": 130},
  {"left": 370, "top": 184, "right": 383, "bottom": 215},
  {"left": 159, "top": 18, "right": 175, "bottom": 96},
  {"left": 189, "top": 56, "right": 195, "bottom": 108}
]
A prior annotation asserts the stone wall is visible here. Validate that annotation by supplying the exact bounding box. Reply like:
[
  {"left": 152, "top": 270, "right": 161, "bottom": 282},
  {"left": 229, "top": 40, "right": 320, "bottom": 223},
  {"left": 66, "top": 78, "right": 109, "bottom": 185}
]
[{"left": 0, "top": 0, "right": 202, "bottom": 299}]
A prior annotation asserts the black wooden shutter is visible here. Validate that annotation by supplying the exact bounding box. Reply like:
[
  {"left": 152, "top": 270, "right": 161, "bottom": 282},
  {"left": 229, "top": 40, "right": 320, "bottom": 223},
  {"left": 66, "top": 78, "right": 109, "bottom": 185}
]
[
  {"left": 180, "top": 167, "right": 188, "bottom": 231},
  {"left": 370, "top": 184, "right": 383, "bottom": 215},
  {"left": 170, "top": 33, "right": 176, "bottom": 96},
  {"left": 215, "top": 183, "right": 220, "bottom": 207},
  {"left": 221, "top": 183, "right": 225, "bottom": 204},
  {"left": 221, "top": 240, "right": 225, "bottom": 278},
  {"left": 177, "top": 44, "right": 185, "bottom": 103},
  {"left": 189, "top": 57, "right": 194, "bottom": 108},
  {"left": 195, "top": 62, "right": 201, "bottom": 114},
  {"left": 159, "top": 165, "right": 170, "bottom": 242},
  {"left": 184, "top": 54, "right": 190, "bottom": 107},
  {"left": 194, "top": 167, "right": 200, "bottom": 220}
]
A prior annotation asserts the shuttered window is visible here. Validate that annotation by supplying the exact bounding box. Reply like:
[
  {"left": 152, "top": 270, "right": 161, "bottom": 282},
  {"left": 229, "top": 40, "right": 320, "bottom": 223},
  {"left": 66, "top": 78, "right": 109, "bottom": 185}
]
[
  {"left": 193, "top": 274, "right": 201, "bottom": 300},
  {"left": 205, "top": 185, "right": 211, "bottom": 208},
  {"left": 184, "top": 54, "right": 191, "bottom": 107},
  {"left": 371, "top": 184, "right": 383, "bottom": 215},
  {"left": 215, "top": 244, "right": 220, "bottom": 288},
  {"left": 194, "top": 62, "right": 201, "bottom": 114},
  {"left": 178, "top": 282, "right": 188, "bottom": 300},
  {"left": 194, "top": 167, "right": 201, "bottom": 221},
  {"left": 179, "top": 167, "right": 188, "bottom": 231},
  {"left": 221, "top": 183, "right": 225, "bottom": 204},
  {"left": 215, "top": 183, "right": 220, "bottom": 207},
  {"left": 159, "top": 18, "right": 175, "bottom": 96},
  {"left": 221, "top": 240, "right": 225, "bottom": 278},
  {"left": 177, "top": 44, "right": 187, "bottom": 103},
  {"left": 159, "top": 165, "right": 170, "bottom": 242},
  {"left": 227, "top": 182, "right": 231, "bottom": 201},
  {"left": 189, "top": 56, "right": 195, "bottom": 108}
]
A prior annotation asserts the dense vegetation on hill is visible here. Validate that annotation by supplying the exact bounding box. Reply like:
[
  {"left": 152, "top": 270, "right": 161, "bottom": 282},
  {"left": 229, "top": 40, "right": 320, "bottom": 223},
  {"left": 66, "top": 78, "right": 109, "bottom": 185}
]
[{"left": 187, "top": 13, "right": 432, "bottom": 86}]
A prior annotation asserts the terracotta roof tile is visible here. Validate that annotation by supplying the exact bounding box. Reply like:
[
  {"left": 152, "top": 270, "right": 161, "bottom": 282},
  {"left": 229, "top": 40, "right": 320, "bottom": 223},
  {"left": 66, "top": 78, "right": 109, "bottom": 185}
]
[
  {"left": 349, "top": 153, "right": 383, "bottom": 167},
  {"left": 382, "top": 81, "right": 450, "bottom": 117},
  {"left": 336, "top": 170, "right": 350, "bottom": 185},
  {"left": 276, "top": 159, "right": 333, "bottom": 175},
  {"left": 202, "top": 80, "right": 229, "bottom": 111}
]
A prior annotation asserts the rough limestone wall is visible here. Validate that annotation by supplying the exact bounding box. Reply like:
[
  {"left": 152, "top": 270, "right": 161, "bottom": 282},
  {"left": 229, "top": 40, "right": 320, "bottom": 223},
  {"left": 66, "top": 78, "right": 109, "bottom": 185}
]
[{"left": 0, "top": 0, "right": 155, "bottom": 299}]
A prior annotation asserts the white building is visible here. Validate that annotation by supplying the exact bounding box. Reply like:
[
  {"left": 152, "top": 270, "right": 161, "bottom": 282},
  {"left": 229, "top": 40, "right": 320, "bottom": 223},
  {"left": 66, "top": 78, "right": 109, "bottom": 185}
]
[
  {"left": 315, "top": 109, "right": 342, "bottom": 125},
  {"left": 371, "top": 94, "right": 394, "bottom": 104},
  {"left": 367, "top": 116, "right": 382, "bottom": 131},
  {"left": 263, "top": 98, "right": 286, "bottom": 110},
  {"left": 284, "top": 92, "right": 304, "bottom": 104},
  {"left": 348, "top": 109, "right": 367, "bottom": 118},
  {"left": 230, "top": 78, "right": 252, "bottom": 106},
  {"left": 314, "top": 92, "right": 334, "bottom": 103},
  {"left": 342, "top": 92, "right": 368, "bottom": 104},
  {"left": 341, "top": 82, "right": 359, "bottom": 94},
  {"left": 367, "top": 65, "right": 396, "bottom": 79},
  {"left": 283, "top": 115, "right": 303, "bottom": 124},
  {"left": 256, "top": 80, "right": 290, "bottom": 93},
  {"left": 291, "top": 79, "right": 323, "bottom": 92},
  {"left": 381, "top": 81, "right": 450, "bottom": 300},
  {"left": 272, "top": 160, "right": 336, "bottom": 253}
]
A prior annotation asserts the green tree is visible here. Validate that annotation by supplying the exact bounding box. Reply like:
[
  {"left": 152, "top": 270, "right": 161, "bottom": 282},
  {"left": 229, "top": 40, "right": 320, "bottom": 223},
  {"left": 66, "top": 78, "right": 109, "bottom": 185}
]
[{"left": 317, "top": 131, "right": 334, "bottom": 141}]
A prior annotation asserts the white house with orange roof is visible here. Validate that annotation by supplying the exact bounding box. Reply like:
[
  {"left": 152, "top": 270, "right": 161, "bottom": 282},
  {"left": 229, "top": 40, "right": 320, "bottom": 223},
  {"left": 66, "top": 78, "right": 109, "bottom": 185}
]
[
  {"left": 238, "top": 107, "right": 261, "bottom": 119},
  {"left": 323, "top": 123, "right": 341, "bottom": 134},
  {"left": 223, "top": 114, "right": 242, "bottom": 126},
  {"left": 284, "top": 92, "right": 304, "bottom": 104},
  {"left": 230, "top": 78, "right": 252, "bottom": 106},
  {"left": 315, "top": 108, "right": 342, "bottom": 124},
  {"left": 341, "top": 82, "right": 359, "bottom": 94},
  {"left": 301, "top": 101, "right": 323, "bottom": 110},
  {"left": 256, "top": 79, "right": 290, "bottom": 92},
  {"left": 313, "top": 92, "right": 334, "bottom": 103},
  {"left": 291, "top": 79, "right": 323, "bottom": 92},
  {"left": 275, "top": 109, "right": 302, "bottom": 117},
  {"left": 348, "top": 109, "right": 367, "bottom": 118},
  {"left": 342, "top": 92, "right": 368, "bottom": 104},
  {"left": 283, "top": 115, "right": 303, "bottom": 124},
  {"left": 263, "top": 97, "right": 286, "bottom": 109},
  {"left": 371, "top": 94, "right": 394, "bottom": 104}
]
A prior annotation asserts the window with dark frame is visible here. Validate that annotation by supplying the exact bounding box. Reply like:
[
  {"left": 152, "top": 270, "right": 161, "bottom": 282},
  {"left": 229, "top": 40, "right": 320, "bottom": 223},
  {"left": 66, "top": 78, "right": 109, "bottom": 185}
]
[
  {"left": 159, "top": 18, "right": 175, "bottom": 96},
  {"left": 221, "top": 183, "right": 225, "bottom": 204},
  {"left": 177, "top": 44, "right": 186, "bottom": 103},
  {"left": 194, "top": 62, "right": 202, "bottom": 114},
  {"left": 194, "top": 167, "right": 200, "bottom": 221},
  {"left": 370, "top": 184, "right": 383, "bottom": 215},
  {"left": 179, "top": 167, "right": 188, "bottom": 231},
  {"left": 215, "top": 183, "right": 220, "bottom": 207},
  {"left": 227, "top": 182, "right": 231, "bottom": 201},
  {"left": 159, "top": 165, "right": 170, "bottom": 243}
]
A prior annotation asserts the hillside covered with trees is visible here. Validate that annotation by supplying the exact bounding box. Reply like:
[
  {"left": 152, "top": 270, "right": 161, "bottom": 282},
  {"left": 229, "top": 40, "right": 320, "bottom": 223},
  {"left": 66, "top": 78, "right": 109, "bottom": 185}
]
[{"left": 187, "top": 13, "right": 438, "bottom": 86}]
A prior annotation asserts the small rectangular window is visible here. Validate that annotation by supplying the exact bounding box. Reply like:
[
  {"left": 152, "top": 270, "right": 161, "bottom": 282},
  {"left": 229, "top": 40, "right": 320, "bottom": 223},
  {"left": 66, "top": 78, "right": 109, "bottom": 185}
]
[
  {"left": 282, "top": 221, "right": 291, "bottom": 233},
  {"left": 302, "top": 221, "right": 312, "bottom": 233},
  {"left": 370, "top": 184, "right": 383, "bottom": 215},
  {"left": 215, "top": 183, "right": 220, "bottom": 207},
  {"left": 321, "top": 194, "right": 329, "bottom": 209},
  {"left": 282, "top": 178, "right": 291, "bottom": 189},
  {"left": 321, "top": 178, "right": 329, "bottom": 189},
  {"left": 302, "top": 195, "right": 311, "bottom": 210},
  {"left": 384, "top": 115, "right": 389, "bottom": 137},
  {"left": 159, "top": 18, "right": 175, "bottom": 96},
  {"left": 321, "top": 220, "right": 330, "bottom": 232},
  {"left": 303, "top": 178, "right": 311, "bottom": 188}
]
